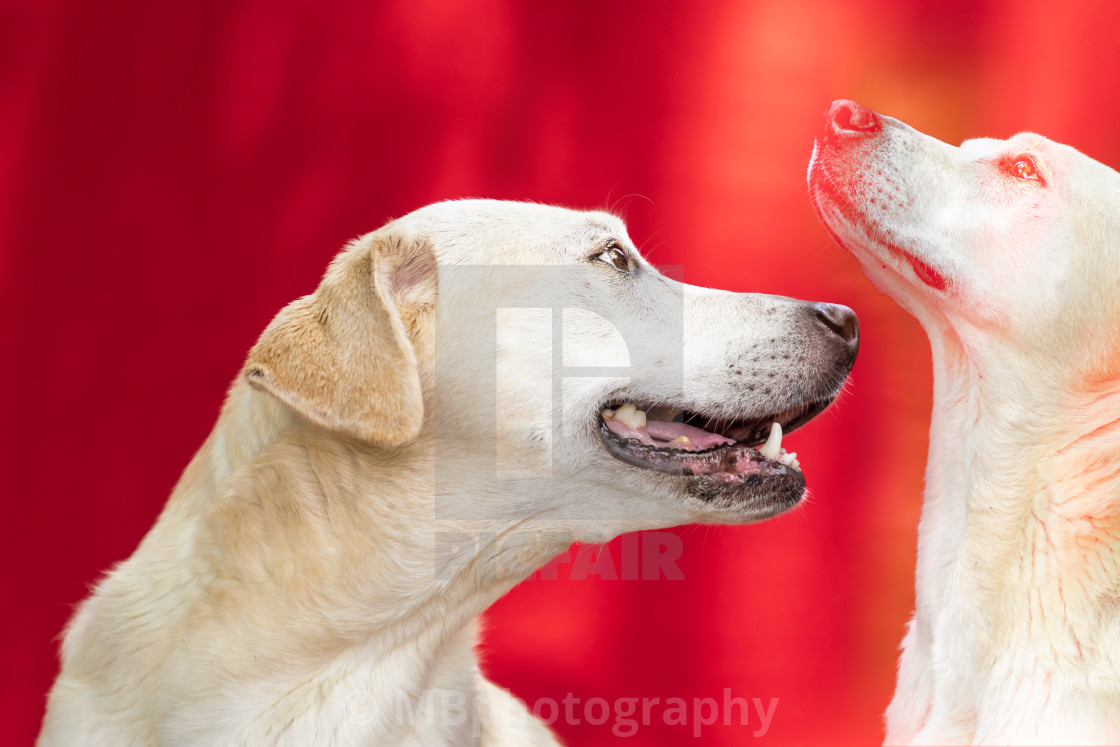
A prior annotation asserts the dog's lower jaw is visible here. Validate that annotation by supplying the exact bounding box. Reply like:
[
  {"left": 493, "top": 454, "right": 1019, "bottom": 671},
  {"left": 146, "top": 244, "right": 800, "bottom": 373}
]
[{"left": 886, "top": 334, "right": 1120, "bottom": 746}]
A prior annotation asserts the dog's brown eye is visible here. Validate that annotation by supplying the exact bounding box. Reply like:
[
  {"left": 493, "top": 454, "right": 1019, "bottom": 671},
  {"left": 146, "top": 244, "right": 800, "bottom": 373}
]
[
  {"left": 1011, "top": 155, "right": 1041, "bottom": 181},
  {"left": 598, "top": 243, "right": 630, "bottom": 272}
]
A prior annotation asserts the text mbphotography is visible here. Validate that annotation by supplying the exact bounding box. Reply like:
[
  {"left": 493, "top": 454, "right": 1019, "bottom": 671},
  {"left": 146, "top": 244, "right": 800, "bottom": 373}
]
[{"left": 367, "top": 687, "right": 779, "bottom": 739}]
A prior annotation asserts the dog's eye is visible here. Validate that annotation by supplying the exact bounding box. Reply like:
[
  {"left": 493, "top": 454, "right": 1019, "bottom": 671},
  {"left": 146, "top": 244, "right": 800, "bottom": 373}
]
[
  {"left": 1010, "top": 155, "right": 1041, "bottom": 181},
  {"left": 597, "top": 243, "right": 630, "bottom": 272}
]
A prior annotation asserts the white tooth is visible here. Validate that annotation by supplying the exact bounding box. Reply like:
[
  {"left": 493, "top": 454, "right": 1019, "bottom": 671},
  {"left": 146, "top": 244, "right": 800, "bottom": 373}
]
[
  {"left": 602, "top": 408, "right": 616, "bottom": 419},
  {"left": 779, "top": 451, "right": 798, "bottom": 467},
  {"left": 614, "top": 403, "right": 646, "bottom": 429},
  {"left": 758, "top": 422, "right": 783, "bottom": 459},
  {"left": 669, "top": 435, "right": 692, "bottom": 446}
]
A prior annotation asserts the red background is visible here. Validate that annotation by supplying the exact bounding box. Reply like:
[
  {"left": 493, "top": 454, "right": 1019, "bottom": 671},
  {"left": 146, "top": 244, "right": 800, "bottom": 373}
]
[{"left": 3, "top": 1, "right": 1120, "bottom": 744}]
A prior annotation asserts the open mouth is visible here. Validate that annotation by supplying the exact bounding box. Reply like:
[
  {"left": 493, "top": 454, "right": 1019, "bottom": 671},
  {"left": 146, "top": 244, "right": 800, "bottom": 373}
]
[{"left": 597, "top": 398, "right": 832, "bottom": 481}]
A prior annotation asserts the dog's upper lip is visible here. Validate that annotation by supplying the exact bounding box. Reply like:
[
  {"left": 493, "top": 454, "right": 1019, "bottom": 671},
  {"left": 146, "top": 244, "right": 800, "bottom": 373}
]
[
  {"left": 596, "top": 398, "right": 829, "bottom": 476},
  {"left": 601, "top": 400, "right": 822, "bottom": 445}
]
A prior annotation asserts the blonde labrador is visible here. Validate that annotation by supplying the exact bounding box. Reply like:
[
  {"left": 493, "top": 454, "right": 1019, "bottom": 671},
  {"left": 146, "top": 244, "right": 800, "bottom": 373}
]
[
  {"left": 39, "top": 200, "right": 858, "bottom": 746},
  {"left": 811, "top": 101, "right": 1120, "bottom": 745}
]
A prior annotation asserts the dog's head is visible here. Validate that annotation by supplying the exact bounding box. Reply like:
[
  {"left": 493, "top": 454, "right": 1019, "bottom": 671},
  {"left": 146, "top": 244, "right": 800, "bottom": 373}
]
[
  {"left": 809, "top": 100, "right": 1120, "bottom": 386},
  {"left": 244, "top": 200, "right": 857, "bottom": 527}
]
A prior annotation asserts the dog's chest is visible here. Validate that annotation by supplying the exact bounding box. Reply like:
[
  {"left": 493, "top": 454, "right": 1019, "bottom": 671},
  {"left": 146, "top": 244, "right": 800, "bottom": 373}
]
[{"left": 916, "top": 554, "right": 1120, "bottom": 743}]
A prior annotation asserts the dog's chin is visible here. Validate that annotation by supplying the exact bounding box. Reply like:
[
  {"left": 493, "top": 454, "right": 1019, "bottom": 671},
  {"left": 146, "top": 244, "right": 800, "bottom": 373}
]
[
  {"left": 811, "top": 157, "right": 952, "bottom": 295},
  {"left": 595, "top": 396, "right": 832, "bottom": 521},
  {"left": 683, "top": 469, "right": 807, "bottom": 523}
]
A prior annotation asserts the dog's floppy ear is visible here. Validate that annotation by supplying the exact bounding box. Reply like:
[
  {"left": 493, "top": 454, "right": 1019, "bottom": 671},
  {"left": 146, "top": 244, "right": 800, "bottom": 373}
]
[{"left": 243, "top": 226, "right": 431, "bottom": 446}]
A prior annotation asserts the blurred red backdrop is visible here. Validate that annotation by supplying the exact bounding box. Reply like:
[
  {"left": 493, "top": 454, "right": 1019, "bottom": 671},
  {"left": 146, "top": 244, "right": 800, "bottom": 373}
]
[{"left": 3, "top": 1, "right": 1120, "bottom": 744}]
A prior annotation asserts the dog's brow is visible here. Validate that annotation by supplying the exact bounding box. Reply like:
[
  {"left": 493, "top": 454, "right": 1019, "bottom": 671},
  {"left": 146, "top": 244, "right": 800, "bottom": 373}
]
[
  {"left": 581, "top": 221, "right": 617, "bottom": 237},
  {"left": 569, "top": 223, "right": 622, "bottom": 253}
]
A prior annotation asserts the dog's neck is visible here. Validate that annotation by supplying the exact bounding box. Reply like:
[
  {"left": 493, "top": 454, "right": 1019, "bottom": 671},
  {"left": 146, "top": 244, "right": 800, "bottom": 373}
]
[
  {"left": 127, "top": 381, "right": 575, "bottom": 736},
  {"left": 204, "top": 381, "right": 570, "bottom": 600},
  {"left": 917, "top": 328, "right": 1120, "bottom": 642}
]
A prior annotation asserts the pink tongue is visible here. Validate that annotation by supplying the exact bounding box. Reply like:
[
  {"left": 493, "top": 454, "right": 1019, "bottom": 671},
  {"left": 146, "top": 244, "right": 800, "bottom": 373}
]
[{"left": 604, "top": 417, "right": 734, "bottom": 452}]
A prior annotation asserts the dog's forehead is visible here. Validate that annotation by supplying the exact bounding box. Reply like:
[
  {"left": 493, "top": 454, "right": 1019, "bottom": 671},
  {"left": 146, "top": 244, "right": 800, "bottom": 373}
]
[
  {"left": 403, "top": 199, "right": 629, "bottom": 263},
  {"left": 958, "top": 132, "right": 1089, "bottom": 169},
  {"left": 957, "top": 136, "right": 1002, "bottom": 156},
  {"left": 957, "top": 133, "right": 1049, "bottom": 157},
  {"left": 955, "top": 133, "right": 1118, "bottom": 195}
]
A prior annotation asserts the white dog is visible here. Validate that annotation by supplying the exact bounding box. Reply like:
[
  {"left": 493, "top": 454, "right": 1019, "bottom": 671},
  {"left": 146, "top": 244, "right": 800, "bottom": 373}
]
[
  {"left": 39, "top": 200, "right": 858, "bottom": 746},
  {"left": 811, "top": 100, "right": 1120, "bottom": 745}
]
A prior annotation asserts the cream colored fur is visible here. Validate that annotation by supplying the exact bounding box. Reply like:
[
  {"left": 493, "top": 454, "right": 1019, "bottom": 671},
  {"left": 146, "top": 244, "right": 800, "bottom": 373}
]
[
  {"left": 811, "top": 102, "right": 1120, "bottom": 745},
  {"left": 40, "top": 200, "right": 853, "bottom": 745}
]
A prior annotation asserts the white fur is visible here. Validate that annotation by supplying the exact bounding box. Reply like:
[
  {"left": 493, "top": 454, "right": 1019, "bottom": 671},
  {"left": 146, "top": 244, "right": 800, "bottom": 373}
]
[
  {"left": 811, "top": 103, "right": 1120, "bottom": 745},
  {"left": 39, "top": 200, "right": 854, "bottom": 745}
]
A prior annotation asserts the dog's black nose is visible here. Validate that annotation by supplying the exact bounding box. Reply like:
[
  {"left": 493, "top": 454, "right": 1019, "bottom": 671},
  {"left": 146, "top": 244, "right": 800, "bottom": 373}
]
[
  {"left": 812, "top": 302, "right": 860, "bottom": 352},
  {"left": 826, "top": 99, "right": 880, "bottom": 135}
]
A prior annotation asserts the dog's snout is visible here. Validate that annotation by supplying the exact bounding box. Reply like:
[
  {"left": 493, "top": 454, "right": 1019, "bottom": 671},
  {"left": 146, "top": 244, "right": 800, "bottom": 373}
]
[
  {"left": 826, "top": 99, "right": 880, "bottom": 135},
  {"left": 811, "top": 302, "right": 860, "bottom": 352}
]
